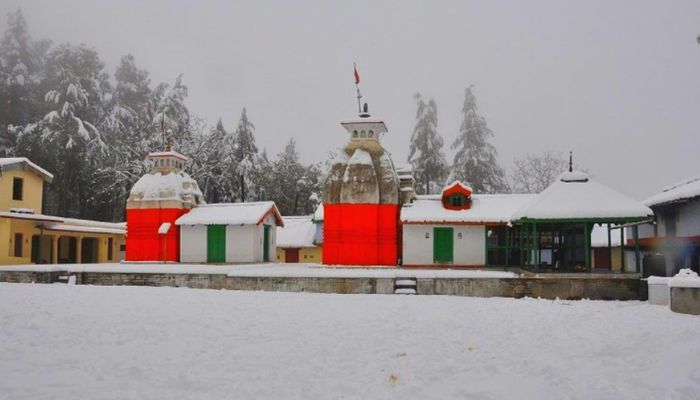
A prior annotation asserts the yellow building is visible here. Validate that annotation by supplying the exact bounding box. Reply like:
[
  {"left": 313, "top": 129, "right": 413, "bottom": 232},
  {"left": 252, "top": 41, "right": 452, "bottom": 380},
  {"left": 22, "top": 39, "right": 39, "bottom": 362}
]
[
  {"left": 0, "top": 158, "right": 125, "bottom": 265},
  {"left": 275, "top": 216, "right": 322, "bottom": 263}
]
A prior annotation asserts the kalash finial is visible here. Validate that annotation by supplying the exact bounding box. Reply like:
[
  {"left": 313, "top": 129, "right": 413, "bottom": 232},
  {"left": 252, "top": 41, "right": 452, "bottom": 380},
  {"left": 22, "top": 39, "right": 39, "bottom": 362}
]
[{"left": 569, "top": 151, "right": 573, "bottom": 172}]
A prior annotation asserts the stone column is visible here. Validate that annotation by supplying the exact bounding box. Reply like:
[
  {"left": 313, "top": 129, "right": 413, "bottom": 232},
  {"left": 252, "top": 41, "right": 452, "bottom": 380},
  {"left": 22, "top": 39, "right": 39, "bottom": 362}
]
[
  {"left": 51, "top": 236, "right": 59, "bottom": 264},
  {"left": 76, "top": 236, "right": 83, "bottom": 264}
]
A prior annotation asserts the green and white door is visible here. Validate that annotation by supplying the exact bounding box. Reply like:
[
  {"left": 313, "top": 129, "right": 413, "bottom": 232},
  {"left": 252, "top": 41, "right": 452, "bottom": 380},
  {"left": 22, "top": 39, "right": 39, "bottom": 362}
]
[
  {"left": 207, "top": 225, "right": 226, "bottom": 263},
  {"left": 433, "top": 227, "right": 454, "bottom": 264}
]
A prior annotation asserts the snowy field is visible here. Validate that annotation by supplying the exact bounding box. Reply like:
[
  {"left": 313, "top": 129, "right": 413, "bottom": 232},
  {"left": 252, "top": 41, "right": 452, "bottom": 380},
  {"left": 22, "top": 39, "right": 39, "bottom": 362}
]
[{"left": 1, "top": 284, "right": 699, "bottom": 400}]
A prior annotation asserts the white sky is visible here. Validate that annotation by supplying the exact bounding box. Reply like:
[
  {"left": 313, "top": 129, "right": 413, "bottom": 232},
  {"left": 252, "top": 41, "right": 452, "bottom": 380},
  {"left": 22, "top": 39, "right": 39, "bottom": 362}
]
[{"left": 2, "top": 0, "right": 699, "bottom": 200}]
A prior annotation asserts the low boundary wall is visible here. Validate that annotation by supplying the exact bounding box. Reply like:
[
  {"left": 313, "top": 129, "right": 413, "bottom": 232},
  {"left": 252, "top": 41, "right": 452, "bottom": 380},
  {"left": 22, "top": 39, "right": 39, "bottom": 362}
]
[{"left": 0, "top": 270, "right": 647, "bottom": 300}]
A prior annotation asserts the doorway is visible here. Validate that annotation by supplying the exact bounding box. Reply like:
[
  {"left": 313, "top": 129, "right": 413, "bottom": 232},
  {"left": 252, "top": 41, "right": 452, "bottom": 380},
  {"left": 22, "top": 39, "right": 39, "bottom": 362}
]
[
  {"left": 285, "top": 248, "right": 300, "bottom": 263},
  {"left": 207, "top": 225, "right": 226, "bottom": 263},
  {"left": 433, "top": 227, "right": 454, "bottom": 264}
]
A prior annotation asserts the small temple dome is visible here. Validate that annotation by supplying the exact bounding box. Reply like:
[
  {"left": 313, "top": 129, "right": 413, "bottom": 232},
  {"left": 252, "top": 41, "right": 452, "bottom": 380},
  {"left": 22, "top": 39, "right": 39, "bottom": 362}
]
[{"left": 127, "top": 151, "right": 205, "bottom": 209}]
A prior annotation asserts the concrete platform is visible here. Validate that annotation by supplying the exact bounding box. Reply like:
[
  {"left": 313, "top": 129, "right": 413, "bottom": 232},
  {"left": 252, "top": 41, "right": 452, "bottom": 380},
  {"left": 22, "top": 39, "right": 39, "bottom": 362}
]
[{"left": 0, "top": 263, "right": 647, "bottom": 300}]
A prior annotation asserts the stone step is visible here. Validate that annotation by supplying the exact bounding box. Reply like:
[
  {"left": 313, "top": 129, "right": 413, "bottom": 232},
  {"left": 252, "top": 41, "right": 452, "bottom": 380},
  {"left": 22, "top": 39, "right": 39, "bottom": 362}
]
[
  {"left": 394, "top": 288, "right": 417, "bottom": 295},
  {"left": 395, "top": 279, "right": 417, "bottom": 287}
]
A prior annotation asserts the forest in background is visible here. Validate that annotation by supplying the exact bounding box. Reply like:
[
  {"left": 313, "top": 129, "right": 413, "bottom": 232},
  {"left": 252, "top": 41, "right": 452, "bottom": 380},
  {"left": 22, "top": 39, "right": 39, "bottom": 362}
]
[{"left": 0, "top": 9, "right": 567, "bottom": 222}]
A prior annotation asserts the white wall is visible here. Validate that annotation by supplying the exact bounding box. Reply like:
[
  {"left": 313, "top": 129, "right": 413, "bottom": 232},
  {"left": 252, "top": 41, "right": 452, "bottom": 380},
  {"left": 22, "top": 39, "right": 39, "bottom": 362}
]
[
  {"left": 455, "top": 226, "right": 486, "bottom": 265},
  {"left": 227, "top": 225, "right": 258, "bottom": 263},
  {"left": 402, "top": 224, "right": 485, "bottom": 266},
  {"left": 180, "top": 225, "right": 207, "bottom": 263},
  {"left": 403, "top": 225, "right": 433, "bottom": 265}
]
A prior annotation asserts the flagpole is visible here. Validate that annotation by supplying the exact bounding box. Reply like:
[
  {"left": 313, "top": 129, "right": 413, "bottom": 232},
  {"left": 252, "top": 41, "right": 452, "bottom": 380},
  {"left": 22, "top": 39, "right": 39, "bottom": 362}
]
[{"left": 354, "top": 62, "right": 362, "bottom": 115}]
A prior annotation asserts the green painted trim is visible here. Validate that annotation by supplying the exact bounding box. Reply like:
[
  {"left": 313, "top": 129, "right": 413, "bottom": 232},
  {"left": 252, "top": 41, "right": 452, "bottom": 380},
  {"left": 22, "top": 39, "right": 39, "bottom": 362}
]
[
  {"left": 584, "top": 223, "right": 591, "bottom": 271},
  {"left": 619, "top": 227, "right": 625, "bottom": 272},
  {"left": 516, "top": 217, "right": 651, "bottom": 224},
  {"left": 633, "top": 225, "right": 641, "bottom": 275}
]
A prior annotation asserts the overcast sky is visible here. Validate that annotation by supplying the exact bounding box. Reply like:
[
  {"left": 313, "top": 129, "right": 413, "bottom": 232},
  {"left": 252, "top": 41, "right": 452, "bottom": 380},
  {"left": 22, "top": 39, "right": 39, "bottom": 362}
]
[{"left": 2, "top": 0, "right": 699, "bottom": 200}]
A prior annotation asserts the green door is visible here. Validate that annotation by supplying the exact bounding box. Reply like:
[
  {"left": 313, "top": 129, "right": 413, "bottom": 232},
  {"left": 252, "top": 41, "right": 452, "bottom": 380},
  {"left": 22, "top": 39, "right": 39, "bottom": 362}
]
[
  {"left": 433, "top": 227, "right": 454, "bottom": 264},
  {"left": 207, "top": 225, "right": 226, "bottom": 263},
  {"left": 263, "top": 225, "right": 270, "bottom": 262}
]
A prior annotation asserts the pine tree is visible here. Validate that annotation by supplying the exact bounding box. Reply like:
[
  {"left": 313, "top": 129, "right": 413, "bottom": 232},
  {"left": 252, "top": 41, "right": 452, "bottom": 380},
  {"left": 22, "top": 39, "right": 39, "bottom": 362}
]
[
  {"left": 0, "top": 9, "right": 46, "bottom": 154},
  {"left": 231, "top": 107, "right": 258, "bottom": 201},
  {"left": 270, "top": 138, "right": 305, "bottom": 215},
  {"left": 451, "top": 86, "right": 508, "bottom": 193},
  {"left": 96, "top": 54, "right": 155, "bottom": 220},
  {"left": 407, "top": 93, "right": 447, "bottom": 194},
  {"left": 20, "top": 44, "right": 111, "bottom": 217}
]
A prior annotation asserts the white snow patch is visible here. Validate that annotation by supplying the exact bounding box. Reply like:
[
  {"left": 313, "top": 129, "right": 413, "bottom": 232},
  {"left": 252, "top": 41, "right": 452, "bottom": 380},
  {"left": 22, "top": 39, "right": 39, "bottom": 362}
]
[
  {"left": 175, "top": 202, "right": 281, "bottom": 226},
  {"left": 644, "top": 175, "right": 700, "bottom": 207},
  {"left": 277, "top": 216, "right": 316, "bottom": 248},
  {"left": 669, "top": 268, "right": 700, "bottom": 288},
  {"left": 402, "top": 194, "right": 534, "bottom": 224}
]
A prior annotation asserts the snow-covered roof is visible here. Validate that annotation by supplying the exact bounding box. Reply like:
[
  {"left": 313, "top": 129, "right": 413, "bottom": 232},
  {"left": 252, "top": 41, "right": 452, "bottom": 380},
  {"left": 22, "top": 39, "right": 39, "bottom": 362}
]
[
  {"left": 276, "top": 216, "right": 316, "bottom": 248},
  {"left": 313, "top": 204, "right": 324, "bottom": 222},
  {"left": 129, "top": 171, "right": 203, "bottom": 207},
  {"left": 644, "top": 175, "right": 700, "bottom": 207},
  {"left": 511, "top": 171, "right": 653, "bottom": 221},
  {"left": 401, "top": 194, "right": 535, "bottom": 224},
  {"left": 0, "top": 211, "right": 125, "bottom": 234},
  {"left": 43, "top": 223, "right": 125, "bottom": 235},
  {"left": 0, "top": 157, "right": 54, "bottom": 182},
  {"left": 175, "top": 201, "right": 283, "bottom": 226}
]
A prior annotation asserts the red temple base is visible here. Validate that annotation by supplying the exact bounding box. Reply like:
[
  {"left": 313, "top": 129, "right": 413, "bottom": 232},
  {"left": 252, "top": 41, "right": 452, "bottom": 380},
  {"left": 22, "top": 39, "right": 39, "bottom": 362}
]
[
  {"left": 322, "top": 203, "right": 399, "bottom": 266},
  {"left": 125, "top": 208, "right": 188, "bottom": 262}
]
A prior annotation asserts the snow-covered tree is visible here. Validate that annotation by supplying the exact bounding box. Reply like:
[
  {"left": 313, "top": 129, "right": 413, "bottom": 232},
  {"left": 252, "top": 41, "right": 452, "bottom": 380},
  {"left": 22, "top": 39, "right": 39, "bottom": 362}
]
[
  {"left": 152, "top": 74, "right": 190, "bottom": 146},
  {"left": 24, "top": 44, "right": 112, "bottom": 217},
  {"left": 408, "top": 93, "right": 447, "bottom": 194},
  {"left": 451, "top": 86, "right": 508, "bottom": 193},
  {"left": 511, "top": 151, "right": 587, "bottom": 193},
  {"left": 231, "top": 107, "right": 258, "bottom": 201},
  {"left": 0, "top": 9, "right": 46, "bottom": 154}
]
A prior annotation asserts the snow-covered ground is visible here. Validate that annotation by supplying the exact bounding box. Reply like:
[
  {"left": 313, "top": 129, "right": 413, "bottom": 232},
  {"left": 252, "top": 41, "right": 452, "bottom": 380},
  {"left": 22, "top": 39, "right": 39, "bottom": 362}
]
[{"left": 1, "top": 284, "right": 699, "bottom": 399}]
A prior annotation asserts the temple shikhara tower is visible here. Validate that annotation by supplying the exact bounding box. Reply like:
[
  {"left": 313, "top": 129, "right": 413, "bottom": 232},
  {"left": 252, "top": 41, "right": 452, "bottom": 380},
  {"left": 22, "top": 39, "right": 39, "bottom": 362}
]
[
  {"left": 126, "top": 151, "right": 204, "bottom": 262},
  {"left": 322, "top": 91, "right": 403, "bottom": 265}
]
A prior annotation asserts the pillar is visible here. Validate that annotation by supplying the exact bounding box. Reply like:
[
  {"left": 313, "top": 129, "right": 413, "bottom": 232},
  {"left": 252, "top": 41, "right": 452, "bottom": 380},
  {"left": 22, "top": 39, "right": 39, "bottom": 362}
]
[
  {"left": 51, "top": 236, "right": 59, "bottom": 264},
  {"left": 76, "top": 236, "right": 83, "bottom": 264},
  {"left": 620, "top": 227, "right": 626, "bottom": 272}
]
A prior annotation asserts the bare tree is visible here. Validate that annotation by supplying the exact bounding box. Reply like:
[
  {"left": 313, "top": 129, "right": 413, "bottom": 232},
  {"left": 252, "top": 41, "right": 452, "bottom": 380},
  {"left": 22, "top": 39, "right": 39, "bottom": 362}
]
[{"left": 510, "top": 151, "right": 568, "bottom": 193}]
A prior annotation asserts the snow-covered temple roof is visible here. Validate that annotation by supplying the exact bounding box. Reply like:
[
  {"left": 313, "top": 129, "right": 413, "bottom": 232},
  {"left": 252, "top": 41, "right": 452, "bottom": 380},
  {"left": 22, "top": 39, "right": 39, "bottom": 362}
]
[
  {"left": 175, "top": 201, "right": 283, "bottom": 226},
  {"left": 276, "top": 216, "right": 316, "bottom": 248},
  {"left": 401, "top": 194, "right": 535, "bottom": 224},
  {"left": 644, "top": 175, "right": 700, "bottom": 207},
  {"left": 0, "top": 157, "right": 54, "bottom": 182},
  {"left": 128, "top": 171, "right": 204, "bottom": 208},
  {"left": 511, "top": 170, "right": 653, "bottom": 221}
]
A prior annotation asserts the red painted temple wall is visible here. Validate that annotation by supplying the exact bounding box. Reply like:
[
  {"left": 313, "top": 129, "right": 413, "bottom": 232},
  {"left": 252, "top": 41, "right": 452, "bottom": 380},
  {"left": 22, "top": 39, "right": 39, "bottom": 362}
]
[
  {"left": 322, "top": 203, "right": 399, "bottom": 266},
  {"left": 125, "top": 208, "right": 188, "bottom": 262}
]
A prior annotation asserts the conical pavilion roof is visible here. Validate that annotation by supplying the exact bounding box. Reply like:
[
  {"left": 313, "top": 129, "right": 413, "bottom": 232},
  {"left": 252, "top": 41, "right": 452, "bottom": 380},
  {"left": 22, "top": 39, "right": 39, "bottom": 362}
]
[{"left": 511, "top": 170, "right": 653, "bottom": 221}]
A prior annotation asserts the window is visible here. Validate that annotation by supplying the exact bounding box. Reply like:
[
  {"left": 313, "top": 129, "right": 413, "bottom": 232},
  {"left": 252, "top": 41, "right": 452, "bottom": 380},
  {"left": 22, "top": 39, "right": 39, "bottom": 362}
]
[
  {"left": 360, "top": 130, "right": 367, "bottom": 138},
  {"left": 12, "top": 177, "right": 23, "bottom": 201},
  {"left": 352, "top": 130, "right": 358, "bottom": 138},
  {"left": 449, "top": 195, "right": 464, "bottom": 207},
  {"left": 368, "top": 130, "right": 374, "bottom": 138},
  {"left": 13, "top": 233, "right": 22, "bottom": 257},
  {"left": 108, "top": 238, "right": 114, "bottom": 260}
]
